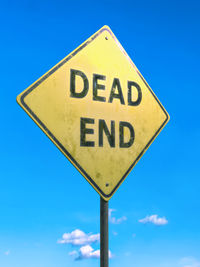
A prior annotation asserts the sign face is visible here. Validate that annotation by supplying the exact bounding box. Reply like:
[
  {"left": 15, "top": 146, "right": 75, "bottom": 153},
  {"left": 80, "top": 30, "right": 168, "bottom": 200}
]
[{"left": 17, "top": 25, "right": 169, "bottom": 201}]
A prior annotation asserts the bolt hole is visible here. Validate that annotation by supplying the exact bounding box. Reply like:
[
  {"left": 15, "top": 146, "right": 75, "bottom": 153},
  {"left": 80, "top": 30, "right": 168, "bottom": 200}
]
[
  {"left": 106, "top": 183, "right": 109, "bottom": 187},
  {"left": 105, "top": 36, "right": 108, "bottom": 40}
]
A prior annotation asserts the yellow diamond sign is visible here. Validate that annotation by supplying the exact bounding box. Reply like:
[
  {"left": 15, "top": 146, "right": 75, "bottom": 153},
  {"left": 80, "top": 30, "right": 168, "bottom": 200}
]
[{"left": 17, "top": 26, "right": 169, "bottom": 201}]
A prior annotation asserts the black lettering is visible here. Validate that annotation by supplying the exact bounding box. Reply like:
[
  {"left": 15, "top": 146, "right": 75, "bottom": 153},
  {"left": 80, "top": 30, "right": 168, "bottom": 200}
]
[
  {"left": 93, "top": 74, "right": 106, "bottom": 102},
  {"left": 80, "top": 117, "right": 95, "bottom": 147},
  {"left": 128, "top": 81, "right": 142, "bottom": 106},
  {"left": 70, "top": 69, "right": 89, "bottom": 98},
  {"left": 108, "top": 78, "right": 125, "bottom": 105},
  {"left": 99, "top": 120, "right": 115, "bottom": 147},
  {"left": 119, "top": 121, "right": 134, "bottom": 148}
]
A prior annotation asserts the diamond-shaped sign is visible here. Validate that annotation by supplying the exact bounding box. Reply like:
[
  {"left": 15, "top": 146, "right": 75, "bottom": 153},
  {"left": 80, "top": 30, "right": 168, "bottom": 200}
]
[{"left": 17, "top": 26, "right": 169, "bottom": 201}]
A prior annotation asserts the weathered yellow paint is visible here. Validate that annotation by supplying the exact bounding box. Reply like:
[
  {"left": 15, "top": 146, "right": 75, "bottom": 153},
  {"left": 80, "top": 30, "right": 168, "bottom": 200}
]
[{"left": 17, "top": 25, "right": 169, "bottom": 201}]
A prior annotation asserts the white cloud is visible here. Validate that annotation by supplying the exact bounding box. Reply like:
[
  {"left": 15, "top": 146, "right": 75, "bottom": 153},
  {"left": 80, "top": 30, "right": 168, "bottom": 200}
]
[
  {"left": 139, "top": 214, "right": 168, "bottom": 225},
  {"left": 180, "top": 257, "right": 200, "bottom": 267},
  {"left": 58, "top": 229, "right": 113, "bottom": 261},
  {"left": 109, "top": 209, "right": 127, "bottom": 224},
  {"left": 4, "top": 250, "right": 10, "bottom": 256},
  {"left": 58, "top": 229, "right": 100, "bottom": 246},
  {"left": 77, "top": 245, "right": 100, "bottom": 260},
  {"left": 70, "top": 245, "right": 112, "bottom": 260}
]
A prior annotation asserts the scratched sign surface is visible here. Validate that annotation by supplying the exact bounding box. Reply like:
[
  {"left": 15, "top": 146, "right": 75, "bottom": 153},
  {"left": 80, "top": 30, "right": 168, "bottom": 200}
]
[{"left": 17, "top": 26, "right": 169, "bottom": 200}]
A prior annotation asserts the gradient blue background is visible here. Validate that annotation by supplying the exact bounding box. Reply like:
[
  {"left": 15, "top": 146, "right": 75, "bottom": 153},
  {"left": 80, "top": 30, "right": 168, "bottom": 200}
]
[{"left": 0, "top": 0, "right": 200, "bottom": 266}]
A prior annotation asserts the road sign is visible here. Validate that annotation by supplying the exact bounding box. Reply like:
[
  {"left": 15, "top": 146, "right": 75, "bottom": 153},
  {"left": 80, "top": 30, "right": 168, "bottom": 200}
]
[{"left": 17, "top": 25, "right": 169, "bottom": 201}]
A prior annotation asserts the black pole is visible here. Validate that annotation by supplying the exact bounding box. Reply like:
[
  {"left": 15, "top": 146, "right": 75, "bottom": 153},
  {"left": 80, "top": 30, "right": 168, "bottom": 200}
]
[{"left": 100, "top": 197, "right": 109, "bottom": 267}]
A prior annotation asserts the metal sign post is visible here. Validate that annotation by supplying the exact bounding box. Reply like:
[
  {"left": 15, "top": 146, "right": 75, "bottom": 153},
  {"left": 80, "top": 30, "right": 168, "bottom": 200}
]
[{"left": 100, "top": 197, "right": 109, "bottom": 267}]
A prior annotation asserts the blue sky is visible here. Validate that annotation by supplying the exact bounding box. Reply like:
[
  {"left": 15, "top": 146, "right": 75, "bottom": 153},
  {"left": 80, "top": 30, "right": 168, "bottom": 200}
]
[{"left": 0, "top": 0, "right": 200, "bottom": 266}]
